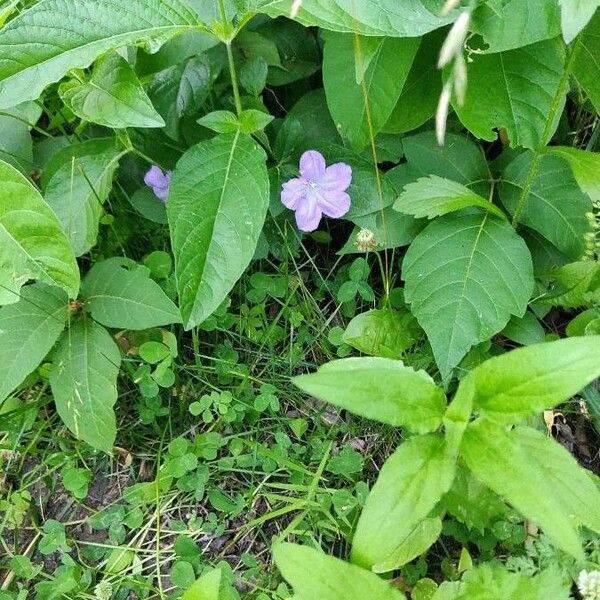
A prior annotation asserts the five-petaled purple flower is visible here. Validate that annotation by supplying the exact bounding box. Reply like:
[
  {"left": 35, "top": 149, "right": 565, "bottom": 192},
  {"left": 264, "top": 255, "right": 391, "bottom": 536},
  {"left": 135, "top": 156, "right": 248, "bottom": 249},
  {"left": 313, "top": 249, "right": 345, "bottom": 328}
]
[
  {"left": 281, "top": 150, "right": 352, "bottom": 232},
  {"left": 144, "top": 166, "right": 172, "bottom": 202}
]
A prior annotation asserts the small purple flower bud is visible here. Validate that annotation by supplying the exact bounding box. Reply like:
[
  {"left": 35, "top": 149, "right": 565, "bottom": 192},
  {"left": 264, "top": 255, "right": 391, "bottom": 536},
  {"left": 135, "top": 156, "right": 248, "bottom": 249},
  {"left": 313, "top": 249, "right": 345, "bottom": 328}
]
[
  {"left": 144, "top": 165, "right": 172, "bottom": 203},
  {"left": 281, "top": 150, "right": 352, "bottom": 232}
]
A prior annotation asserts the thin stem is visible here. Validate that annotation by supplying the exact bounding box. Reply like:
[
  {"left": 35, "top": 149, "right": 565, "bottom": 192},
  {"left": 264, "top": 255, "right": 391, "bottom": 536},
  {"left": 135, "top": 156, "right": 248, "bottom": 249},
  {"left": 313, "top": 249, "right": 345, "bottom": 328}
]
[
  {"left": 512, "top": 36, "right": 583, "bottom": 227},
  {"left": 216, "top": 0, "right": 243, "bottom": 116}
]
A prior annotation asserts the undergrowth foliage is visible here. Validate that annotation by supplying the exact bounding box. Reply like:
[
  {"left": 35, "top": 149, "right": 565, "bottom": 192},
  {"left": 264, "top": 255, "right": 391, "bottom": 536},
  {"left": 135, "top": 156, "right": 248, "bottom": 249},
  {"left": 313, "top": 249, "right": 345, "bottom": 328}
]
[{"left": 1, "top": 0, "right": 600, "bottom": 598}]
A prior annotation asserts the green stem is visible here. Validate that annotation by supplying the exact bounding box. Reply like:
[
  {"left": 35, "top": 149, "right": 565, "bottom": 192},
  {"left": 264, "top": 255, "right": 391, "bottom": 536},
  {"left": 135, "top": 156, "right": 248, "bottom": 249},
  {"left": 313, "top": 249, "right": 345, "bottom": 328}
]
[
  {"left": 511, "top": 36, "right": 583, "bottom": 227},
  {"left": 216, "top": 0, "right": 243, "bottom": 116}
]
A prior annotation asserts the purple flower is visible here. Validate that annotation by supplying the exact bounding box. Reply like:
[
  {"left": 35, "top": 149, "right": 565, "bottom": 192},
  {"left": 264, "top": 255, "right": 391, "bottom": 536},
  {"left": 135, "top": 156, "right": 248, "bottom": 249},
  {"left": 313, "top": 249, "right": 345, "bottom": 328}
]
[
  {"left": 281, "top": 150, "right": 352, "bottom": 232},
  {"left": 144, "top": 165, "right": 172, "bottom": 202}
]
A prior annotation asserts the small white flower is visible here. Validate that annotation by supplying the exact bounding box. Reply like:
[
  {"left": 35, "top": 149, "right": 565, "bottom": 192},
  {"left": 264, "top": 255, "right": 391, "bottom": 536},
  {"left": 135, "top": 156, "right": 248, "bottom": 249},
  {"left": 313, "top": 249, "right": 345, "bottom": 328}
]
[
  {"left": 578, "top": 569, "right": 600, "bottom": 600},
  {"left": 354, "top": 228, "right": 377, "bottom": 252},
  {"left": 290, "top": 0, "right": 303, "bottom": 18},
  {"left": 94, "top": 580, "right": 113, "bottom": 600},
  {"left": 441, "top": 0, "right": 461, "bottom": 16},
  {"left": 436, "top": 84, "right": 452, "bottom": 146}
]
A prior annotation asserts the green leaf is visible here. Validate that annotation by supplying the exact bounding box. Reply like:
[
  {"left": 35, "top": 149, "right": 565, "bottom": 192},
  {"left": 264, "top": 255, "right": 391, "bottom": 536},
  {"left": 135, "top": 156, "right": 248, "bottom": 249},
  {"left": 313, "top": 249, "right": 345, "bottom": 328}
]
[
  {"left": 59, "top": 53, "right": 164, "bottom": 128},
  {"left": 80, "top": 258, "right": 181, "bottom": 329},
  {"left": 393, "top": 131, "right": 491, "bottom": 197},
  {"left": 0, "top": 102, "right": 40, "bottom": 175},
  {"left": 197, "top": 111, "right": 239, "bottom": 133},
  {"left": 273, "top": 543, "right": 406, "bottom": 600},
  {"left": 148, "top": 55, "right": 212, "bottom": 140},
  {"left": 0, "top": 159, "right": 79, "bottom": 303},
  {"left": 43, "top": 138, "right": 124, "bottom": 256},
  {"left": 471, "top": 0, "right": 561, "bottom": 52},
  {"left": 322, "top": 32, "right": 419, "bottom": 150},
  {"left": 547, "top": 146, "right": 600, "bottom": 204},
  {"left": 238, "top": 109, "right": 273, "bottom": 134},
  {"left": 463, "top": 336, "right": 600, "bottom": 423},
  {"left": 343, "top": 308, "right": 421, "bottom": 358},
  {"left": 558, "top": 0, "right": 600, "bottom": 42},
  {"left": 0, "top": 283, "right": 68, "bottom": 402},
  {"left": 293, "top": 357, "right": 446, "bottom": 434},
  {"left": 352, "top": 434, "right": 455, "bottom": 572},
  {"left": 500, "top": 311, "right": 545, "bottom": 346},
  {"left": 462, "top": 420, "right": 600, "bottom": 559},
  {"left": 383, "top": 29, "right": 444, "bottom": 135},
  {"left": 573, "top": 11, "right": 600, "bottom": 113},
  {"left": 544, "top": 261, "right": 600, "bottom": 307},
  {"left": 454, "top": 39, "right": 566, "bottom": 149},
  {"left": 0, "top": 0, "right": 199, "bottom": 108},
  {"left": 403, "top": 213, "right": 534, "bottom": 378},
  {"left": 261, "top": 0, "right": 454, "bottom": 37},
  {"left": 168, "top": 133, "right": 269, "bottom": 329},
  {"left": 273, "top": 90, "right": 342, "bottom": 161},
  {"left": 50, "top": 319, "right": 121, "bottom": 453},
  {"left": 394, "top": 176, "right": 506, "bottom": 220},
  {"left": 500, "top": 152, "right": 592, "bottom": 259},
  {"left": 182, "top": 569, "right": 222, "bottom": 600}
]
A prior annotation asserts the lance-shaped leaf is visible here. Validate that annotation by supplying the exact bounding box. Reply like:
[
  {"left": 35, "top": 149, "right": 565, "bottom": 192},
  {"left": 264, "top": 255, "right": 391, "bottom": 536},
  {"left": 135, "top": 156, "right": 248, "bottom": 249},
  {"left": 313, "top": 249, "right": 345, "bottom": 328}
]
[
  {"left": 0, "top": 283, "right": 68, "bottom": 402},
  {"left": 500, "top": 152, "right": 592, "bottom": 259},
  {"left": 403, "top": 213, "right": 533, "bottom": 379},
  {"left": 293, "top": 357, "right": 446, "bottom": 433},
  {"left": 322, "top": 32, "right": 419, "bottom": 150},
  {"left": 352, "top": 434, "right": 455, "bottom": 572},
  {"left": 44, "top": 139, "right": 125, "bottom": 256},
  {"left": 0, "top": 159, "right": 79, "bottom": 303},
  {"left": 394, "top": 176, "right": 506, "bottom": 220},
  {"left": 59, "top": 53, "right": 164, "bottom": 129},
  {"left": 548, "top": 146, "right": 600, "bottom": 204},
  {"left": 0, "top": 0, "right": 199, "bottom": 108},
  {"left": 273, "top": 543, "right": 406, "bottom": 600},
  {"left": 454, "top": 39, "right": 566, "bottom": 149},
  {"left": 168, "top": 133, "right": 269, "bottom": 329},
  {"left": 50, "top": 319, "right": 121, "bottom": 453},
  {"left": 81, "top": 258, "right": 181, "bottom": 330},
  {"left": 261, "top": 0, "right": 454, "bottom": 37},
  {"left": 462, "top": 420, "right": 600, "bottom": 559},
  {"left": 463, "top": 336, "right": 600, "bottom": 424}
]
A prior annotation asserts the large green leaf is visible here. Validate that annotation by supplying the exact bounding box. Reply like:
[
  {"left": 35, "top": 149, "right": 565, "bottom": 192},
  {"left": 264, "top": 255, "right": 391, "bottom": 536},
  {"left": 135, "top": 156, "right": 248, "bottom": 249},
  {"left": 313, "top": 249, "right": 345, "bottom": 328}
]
[
  {"left": 59, "top": 53, "right": 164, "bottom": 129},
  {"left": 293, "top": 357, "right": 446, "bottom": 433},
  {"left": 80, "top": 258, "right": 181, "bottom": 330},
  {"left": 462, "top": 420, "right": 600, "bottom": 559},
  {"left": 383, "top": 30, "right": 443, "bottom": 135},
  {"left": 352, "top": 434, "right": 455, "bottom": 572},
  {"left": 558, "top": 0, "right": 600, "bottom": 42},
  {"left": 260, "top": 0, "right": 454, "bottom": 37},
  {"left": 454, "top": 39, "right": 566, "bottom": 149},
  {"left": 500, "top": 152, "right": 592, "bottom": 259},
  {"left": 0, "top": 0, "right": 199, "bottom": 108},
  {"left": 0, "top": 159, "right": 79, "bottom": 303},
  {"left": 462, "top": 336, "right": 600, "bottom": 423},
  {"left": 547, "top": 146, "right": 600, "bottom": 204},
  {"left": 273, "top": 543, "right": 406, "bottom": 600},
  {"left": 0, "top": 102, "right": 41, "bottom": 174},
  {"left": 322, "top": 32, "right": 419, "bottom": 150},
  {"left": 44, "top": 139, "right": 125, "bottom": 256},
  {"left": 471, "top": 0, "right": 561, "bottom": 52},
  {"left": 394, "top": 176, "right": 506, "bottom": 220},
  {"left": 573, "top": 11, "right": 600, "bottom": 112},
  {"left": 50, "top": 319, "right": 121, "bottom": 453},
  {"left": 0, "top": 283, "right": 68, "bottom": 402},
  {"left": 168, "top": 133, "right": 269, "bottom": 329},
  {"left": 403, "top": 213, "right": 533, "bottom": 378}
]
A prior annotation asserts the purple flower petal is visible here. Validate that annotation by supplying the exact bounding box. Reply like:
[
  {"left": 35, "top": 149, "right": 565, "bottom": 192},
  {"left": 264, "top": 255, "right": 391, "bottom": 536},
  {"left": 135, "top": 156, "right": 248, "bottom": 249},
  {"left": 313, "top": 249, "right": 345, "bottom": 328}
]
[
  {"left": 295, "top": 196, "right": 322, "bottom": 232},
  {"left": 144, "top": 165, "right": 168, "bottom": 189},
  {"left": 299, "top": 150, "right": 326, "bottom": 181},
  {"left": 321, "top": 163, "right": 352, "bottom": 192},
  {"left": 318, "top": 190, "right": 351, "bottom": 218},
  {"left": 281, "top": 177, "right": 307, "bottom": 210}
]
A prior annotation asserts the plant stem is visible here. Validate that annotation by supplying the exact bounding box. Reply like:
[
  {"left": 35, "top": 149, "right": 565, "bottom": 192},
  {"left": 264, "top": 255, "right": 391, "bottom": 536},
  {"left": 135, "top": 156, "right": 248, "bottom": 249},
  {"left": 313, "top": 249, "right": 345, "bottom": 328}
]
[
  {"left": 216, "top": 0, "right": 243, "bottom": 116},
  {"left": 511, "top": 37, "right": 583, "bottom": 227}
]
